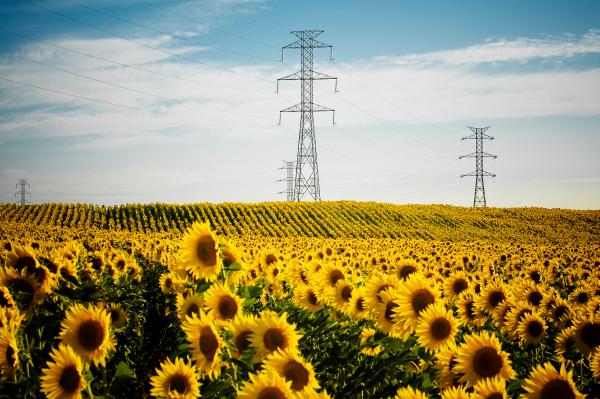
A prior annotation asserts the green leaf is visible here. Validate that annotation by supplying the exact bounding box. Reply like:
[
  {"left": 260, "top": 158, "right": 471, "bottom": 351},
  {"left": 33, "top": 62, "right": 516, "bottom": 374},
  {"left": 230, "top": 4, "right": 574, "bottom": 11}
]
[{"left": 114, "top": 361, "right": 136, "bottom": 379}]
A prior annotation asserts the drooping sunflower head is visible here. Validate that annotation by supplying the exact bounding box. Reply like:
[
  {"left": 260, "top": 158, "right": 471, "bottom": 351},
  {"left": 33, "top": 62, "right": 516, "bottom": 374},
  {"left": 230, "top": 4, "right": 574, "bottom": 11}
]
[
  {"left": 58, "top": 303, "right": 116, "bottom": 366},
  {"left": 416, "top": 303, "right": 458, "bottom": 353},
  {"left": 250, "top": 311, "right": 301, "bottom": 361},
  {"left": 181, "top": 310, "right": 223, "bottom": 379},
  {"left": 472, "top": 376, "right": 507, "bottom": 399},
  {"left": 149, "top": 357, "right": 201, "bottom": 399},
  {"left": 203, "top": 283, "right": 242, "bottom": 323},
  {"left": 263, "top": 348, "right": 319, "bottom": 393},
  {"left": 455, "top": 331, "right": 515, "bottom": 387},
  {"left": 181, "top": 222, "right": 222, "bottom": 282},
  {"left": 521, "top": 362, "right": 584, "bottom": 399},
  {"left": 40, "top": 344, "right": 86, "bottom": 399},
  {"left": 0, "top": 330, "right": 19, "bottom": 377},
  {"left": 237, "top": 370, "right": 295, "bottom": 399}
]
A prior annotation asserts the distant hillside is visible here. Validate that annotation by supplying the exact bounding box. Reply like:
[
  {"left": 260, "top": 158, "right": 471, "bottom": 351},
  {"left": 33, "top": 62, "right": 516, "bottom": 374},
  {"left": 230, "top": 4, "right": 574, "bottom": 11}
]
[{"left": 1, "top": 202, "right": 598, "bottom": 244}]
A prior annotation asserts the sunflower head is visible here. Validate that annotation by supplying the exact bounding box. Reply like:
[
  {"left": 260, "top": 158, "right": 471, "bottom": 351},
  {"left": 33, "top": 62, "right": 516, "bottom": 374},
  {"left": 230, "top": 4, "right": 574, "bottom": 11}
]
[
  {"left": 250, "top": 311, "right": 301, "bottom": 361},
  {"left": 0, "top": 330, "right": 19, "bottom": 377},
  {"left": 40, "top": 344, "right": 87, "bottom": 399},
  {"left": 203, "top": 283, "right": 242, "bottom": 323},
  {"left": 456, "top": 331, "right": 515, "bottom": 387},
  {"left": 228, "top": 314, "right": 256, "bottom": 360},
  {"left": 416, "top": 303, "right": 458, "bottom": 353},
  {"left": 237, "top": 370, "right": 295, "bottom": 399},
  {"left": 181, "top": 310, "right": 223, "bottom": 379},
  {"left": 521, "top": 362, "right": 584, "bottom": 399},
  {"left": 573, "top": 314, "right": 600, "bottom": 355},
  {"left": 263, "top": 349, "right": 319, "bottom": 392},
  {"left": 150, "top": 357, "right": 201, "bottom": 399},
  {"left": 181, "top": 222, "right": 222, "bottom": 282}
]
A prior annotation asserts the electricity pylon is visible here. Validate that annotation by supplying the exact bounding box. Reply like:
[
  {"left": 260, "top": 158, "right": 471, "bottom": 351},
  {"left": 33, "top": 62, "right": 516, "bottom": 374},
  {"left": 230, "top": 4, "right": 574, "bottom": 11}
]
[
  {"left": 460, "top": 126, "right": 497, "bottom": 207},
  {"left": 15, "top": 179, "right": 31, "bottom": 205},
  {"left": 277, "top": 30, "right": 337, "bottom": 201},
  {"left": 277, "top": 160, "right": 295, "bottom": 201}
]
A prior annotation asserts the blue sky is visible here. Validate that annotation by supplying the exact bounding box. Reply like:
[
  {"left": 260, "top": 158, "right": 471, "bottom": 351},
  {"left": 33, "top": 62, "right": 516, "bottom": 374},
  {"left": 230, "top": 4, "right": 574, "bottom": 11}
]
[{"left": 0, "top": 0, "right": 599, "bottom": 208}]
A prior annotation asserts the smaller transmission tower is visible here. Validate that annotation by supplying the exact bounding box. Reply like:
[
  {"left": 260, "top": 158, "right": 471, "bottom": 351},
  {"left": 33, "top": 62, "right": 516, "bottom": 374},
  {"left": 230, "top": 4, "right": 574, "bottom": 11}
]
[
  {"left": 15, "top": 179, "right": 31, "bottom": 206},
  {"left": 277, "top": 160, "right": 295, "bottom": 201},
  {"left": 460, "top": 126, "right": 497, "bottom": 207}
]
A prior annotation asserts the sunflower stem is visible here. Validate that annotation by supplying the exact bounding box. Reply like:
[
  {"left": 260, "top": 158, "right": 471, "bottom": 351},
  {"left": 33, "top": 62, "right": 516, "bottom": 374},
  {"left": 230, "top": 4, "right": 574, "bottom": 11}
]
[{"left": 86, "top": 383, "right": 94, "bottom": 399}]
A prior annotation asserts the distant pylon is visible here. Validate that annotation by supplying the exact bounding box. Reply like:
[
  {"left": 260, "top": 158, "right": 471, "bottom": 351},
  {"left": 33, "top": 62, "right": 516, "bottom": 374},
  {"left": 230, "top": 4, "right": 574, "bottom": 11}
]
[
  {"left": 277, "top": 160, "right": 295, "bottom": 201},
  {"left": 277, "top": 30, "right": 337, "bottom": 201},
  {"left": 15, "top": 178, "right": 31, "bottom": 206},
  {"left": 460, "top": 126, "right": 497, "bottom": 207}
]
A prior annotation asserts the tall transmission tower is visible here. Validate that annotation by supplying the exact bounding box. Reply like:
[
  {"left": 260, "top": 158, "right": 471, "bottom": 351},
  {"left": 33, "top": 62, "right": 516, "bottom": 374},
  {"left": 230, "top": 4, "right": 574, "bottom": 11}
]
[
  {"left": 277, "top": 30, "right": 337, "bottom": 201},
  {"left": 459, "top": 126, "right": 497, "bottom": 207},
  {"left": 15, "top": 178, "right": 31, "bottom": 206},
  {"left": 277, "top": 160, "right": 295, "bottom": 201}
]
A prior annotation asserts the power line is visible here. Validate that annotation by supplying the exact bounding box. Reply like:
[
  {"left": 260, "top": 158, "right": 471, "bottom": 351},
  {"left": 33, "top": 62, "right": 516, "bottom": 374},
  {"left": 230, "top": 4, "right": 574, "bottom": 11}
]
[
  {"left": 31, "top": 2, "right": 273, "bottom": 84},
  {"left": 278, "top": 30, "right": 337, "bottom": 202},
  {"left": 142, "top": 0, "right": 279, "bottom": 50},
  {"left": 4, "top": 29, "right": 273, "bottom": 96},
  {"left": 459, "top": 126, "right": 497, "bottom": 207},
  {"left": 0, "top": 75, "right": 273, "bottom": 127},
  {"left": 64, "top": 0, "right": 277, "bottom": 62},
  {"left": 16, "top": 54, "right": 266, "bottom": 120}
]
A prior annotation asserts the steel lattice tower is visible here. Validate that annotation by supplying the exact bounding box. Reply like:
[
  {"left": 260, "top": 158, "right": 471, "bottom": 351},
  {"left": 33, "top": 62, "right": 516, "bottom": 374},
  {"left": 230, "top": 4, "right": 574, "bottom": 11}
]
[
  {"left": 277, "top": 160, "right": 295, "bottom": 201},
  {"left": 277, "top": 30, "right": 337, "bottom": 201},
  {"left": 460, "top": 126, "right": 497, "bottom": 207},
  {"left": 15, "top": 179, "right": 31, "bottom": 206}
]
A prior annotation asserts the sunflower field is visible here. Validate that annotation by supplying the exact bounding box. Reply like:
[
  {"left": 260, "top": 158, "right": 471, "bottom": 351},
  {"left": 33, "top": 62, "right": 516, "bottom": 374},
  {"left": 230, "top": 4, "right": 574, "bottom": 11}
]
[{"left": 0, "top": 202, "right": 599, "bottom": 399}]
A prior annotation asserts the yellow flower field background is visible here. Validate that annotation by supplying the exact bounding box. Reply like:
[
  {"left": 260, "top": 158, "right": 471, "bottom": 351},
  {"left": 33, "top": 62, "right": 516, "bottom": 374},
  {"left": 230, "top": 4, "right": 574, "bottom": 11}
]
[{"left": 0, "top": 202, "right": 599, "bottom": 398}]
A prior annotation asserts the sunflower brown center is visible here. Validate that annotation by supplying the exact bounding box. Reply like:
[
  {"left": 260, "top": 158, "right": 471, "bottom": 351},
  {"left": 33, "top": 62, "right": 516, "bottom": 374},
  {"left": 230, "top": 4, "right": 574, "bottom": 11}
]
[
  {"left": 466, "top": 301, "right": 477, "bottom": 320},
  {"left": 540, "top": 379, "right": 575, "bottom": 399},
  {"left": 489, "top": 291, "right": 505, "bottom": 308},
  {"left": 15, "top": 256, "right": 36, "bottom": 273},
  {"left": 91, "top": 257, "right": 103, "bottom": 271},
  {"left": 430, "top": 317, "right": 452, "bottom": 340},
  {"left": 577, "top": 292, "right": 589, "bottom": 304},
  {"left": 186, "top": 303, "right": 200, "bottom": 318},
  {"left": 341, "top": 286, "right": 352, "bottom": 302},
  {"left": 110, "top": 309, "right": 121, "bottom": 323},
  {"left": 59, "top": 365, "right": 81, "bottom": 393},
  {"left": 530, "top": 271, "right": 541, "bottom": 283},
  {"left": 384, "top": 301, "right": 398, "bottom": 323},
  {"left": 526, "top": 321, "right": 544, "bottom": 337},
  {"left": 78, "top": 320, "right": 105, "bottom": 351},
  {"left": 356, "top": 297, "right": 365, "bottom": 311},
  {"left": 218, "top": 296, "right": 238, "bottom": 320},
  {"left": 222, "top": 250, "right": 235, "bottom": 267},
  {"left": 199, "top": 327, "right": 218, "bottom": 361},
  {"left": 554, "top": 305, "right": 568, "bottom": 320},
  {"left": 265, "top": 254, "right": 277, "bottom": 265},
  {"left": 527, "top": 291, "right": 543, "bottom": 306},
  {"left": 168, "top": 373, "right": 190, "bottom": 394},
  {"left": 472, "top": 347, "right": 502, "bottom": 377},
  {"left": 263, "top": 328, "right": 285, "bottom": 351},
  {"left": 0, "top": 294, "right": 8, "bottom": 307},
  {"left": 412, "top": 289, "right": 435, "bottom": 316},
  {"left": 299, "top": 270, "right": 308, "bottom": 284},
  {"left": 196, "top": 235, "right": 217, "bottom": 266},
  {"left": 6, "top": 346, "right": 16, "bottom": 367},
  {"left": 580, "top": 322, "right": 600, "bottom": 348},
  {"left": 234, "top": 330, "right": 252, "bottom": 353},
  {"left": 258, "top": 387, "right": 286, "bottom": 399},
  {"left": 487, "top": 394, "right": 503, "bottom": 399},
  {"left": 329, "top": 270, "right": 344, "bottom": 286},
  {"left": 307, "top": 291, "right": 319, "bottom": 306},
  {"left": 399, "top": 265, "right": 417, "bottom": 279},
  {"left": 283, "top": 360, "right": 309, "bottom": 391},
  {"left": 8, "top": 278, "right": 34, "bottom": 310},
  {"left": 452, "top": 279, "right": 468, "bottom": 295}
]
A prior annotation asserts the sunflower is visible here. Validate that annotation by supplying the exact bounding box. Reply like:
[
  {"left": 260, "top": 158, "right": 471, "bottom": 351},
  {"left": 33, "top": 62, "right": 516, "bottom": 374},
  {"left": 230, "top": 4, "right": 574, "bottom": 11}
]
[
  {"left": 569, "top": 287, "right": 592, "bottom": 307},
  {"left": 392, "top": 386, "right": 430, "bottom": 399},
  {"left": 348, "top": 286, "right": 370, "bottom": 320},
  {"left": 181, "top": 311, "right": 223, "bottom": 379},
  {"left": 476, "top": 279, "right": 507, "bottom": 314},
  {"left": 203, "top": 283, "right": 242, "bottom": 323},
  {"left": 263, "top": 349, "right": 319, "bottom": 393},
  {"left": 443, "top": 272, "right": 470, "bottom": 301},
  {"left": 523, "top": 283, "right": 545, "bottom": 307},
  {"left": 3, "top": 245, "right": 38, "bottom": 274},
  {"left": 294, "top": 286, "right": 325, "bottom": 313},
  {"left": 392, "top": 258, "right": 421, "bottom": 280},
  {"left": 0, "top": 286, "right": 16, "bottom": 309},
  {"left": 0, "top": 267, "right": 40, "bottom": 312},
  {"left": 250, "top": 311, "right": 301, "bottom": 360},
  {"left": 440, "top": 386, "right": 471, "bottom": 399},
  {"left": 149, "top": 357, "right": 201, "bottom": 399},
  {"left": 572, "top": 314, "right": 600, "bottom": 355},
  {"left": 329, "top": 280, "right": 354, "bottom": 311},
  {"left": 316, "top": 262, "right": 346, "bottom": 293},
  {"left": 591, "top": 349, "right": 600, "bottom": 380},
  {"left": 181, "top": 222, "right": 222, "bottom": 282},
  {"left": 107, "top": 304, "right": 127, "bottom": 329},
  {"left": 178, "top": 293, "right": 204, "bottom": 321},
  {"left": 237, "top": 370, "right": 295, "bottom": 399},
  {"left": 517, "top": 311, "right": 546, "bottom": 346},
  {"left": 360, "top": 327, "right": 383, "bottom": 356},
  {"left": 455, "top": 331, "right": 515, "bottom": 386},
  {"left": 521, "top": 362, "right": 584, "bottom": 399},
  {"left": 159, "top": 272, "right": 180, "bottom": 294},
  {"left": 59, "top": 303, "right": 116, "bottom": 366},
  {"left": 376, "top": 289, "right": 409, "bottom": 338},
  {"left": 555, "top": 327, "right": 578, "bottom": 363},
  {"left": 415, "top": 303, "right": 458, "bottom": 353},
  {"left": 472, "top": 376, "right": 507, "bottom": 399},
  {"left": 40, "top": 345, "right": 87, "bottom": 399},
  {"left": 228, "top": 314, "right": 256, "bottom": 359},
  {"left": 0, "top": 330, "right": 18, "bottom": 377},
  {"left": 505, "top": 303, "right": 534, "bottom": 339},
  {"left": 0, "top": 306, "right": 22, "bottom": 332},
  {"left": 435, "top": 343, "right": 461, "bottom": 389},
  {"left": 363, "top": 273, "right": 401, "bottom": 311},
  {"left": 395, "top": 274, "right": 441, "bottom": 331},
  {"left": 457, "top": 292, "right": 485, "bottom": 328}
]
